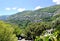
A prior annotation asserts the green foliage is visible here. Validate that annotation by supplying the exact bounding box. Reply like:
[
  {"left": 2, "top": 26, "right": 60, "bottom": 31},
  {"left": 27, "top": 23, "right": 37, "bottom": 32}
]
[
  {"left": 35, "top": 36, "right": 43, "bottom": 41},
  {"left": 13, "top": 26, "right": 23, "bottom": 36},
  {"left": 35, "top": 35, "right": 58, "bottom": 41},
  {"left": 52, "top": 17, "right": 60, "bottom": 41},
  {"left": 24, "top": 22, "right": 52, "bottom": 40},
  {"left": 0, "top": 21, "right": 18, "bottom": 41}
]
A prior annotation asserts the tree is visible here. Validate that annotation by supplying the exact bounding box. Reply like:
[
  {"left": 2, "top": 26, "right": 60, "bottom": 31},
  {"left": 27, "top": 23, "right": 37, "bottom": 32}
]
[
  {"left": 52, "top": 17, "right": 60, "bottom": 41},
  {"left": 24, "top": 22, "right": 50, "bottom": 40},
  {"left": 0, "top": 21, "right": 18, "bottom": 41}
]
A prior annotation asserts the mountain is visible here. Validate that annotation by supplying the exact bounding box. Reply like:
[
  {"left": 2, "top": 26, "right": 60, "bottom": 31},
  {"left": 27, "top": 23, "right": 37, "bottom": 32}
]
[
  {"left": 1, "top": 5, "right": 60, "bottom": 27},
  {"left": 0, "top": 15, "right": 9, "bottom": 20}
]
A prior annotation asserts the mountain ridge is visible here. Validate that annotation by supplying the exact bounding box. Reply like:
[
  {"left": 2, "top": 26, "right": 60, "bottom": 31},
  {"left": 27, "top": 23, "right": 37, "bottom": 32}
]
[{"left": 0, "top": 5, "right": 60, "bottom": 27}]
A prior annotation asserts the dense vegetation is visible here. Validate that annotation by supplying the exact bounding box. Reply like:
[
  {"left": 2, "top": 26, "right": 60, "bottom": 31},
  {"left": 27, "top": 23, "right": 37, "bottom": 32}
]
[
  {"left": 0, "top": 21, "right": 18, "bottom": 41},
  {"left": 0, "top": 5, "right": 60, "bottom": 41}
]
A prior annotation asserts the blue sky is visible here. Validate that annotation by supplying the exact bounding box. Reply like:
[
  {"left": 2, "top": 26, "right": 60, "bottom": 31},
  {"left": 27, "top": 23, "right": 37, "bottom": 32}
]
[{"left": 0, "top": 0, "right": 60, "bottom": 15}]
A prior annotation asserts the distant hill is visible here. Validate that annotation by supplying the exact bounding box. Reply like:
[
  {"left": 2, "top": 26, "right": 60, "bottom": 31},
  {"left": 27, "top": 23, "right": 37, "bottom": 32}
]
[
  {"left": 0, "top": 5, "right": 60, "bottom": 27},
  {"left": 0, "top": 15, "right": 9, "bottom": 20}
]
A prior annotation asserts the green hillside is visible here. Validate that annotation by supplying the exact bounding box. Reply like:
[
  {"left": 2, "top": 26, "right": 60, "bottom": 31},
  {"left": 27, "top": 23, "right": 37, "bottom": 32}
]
[{"left": 6, "top": 5, "right": 60, "bottom": 27}]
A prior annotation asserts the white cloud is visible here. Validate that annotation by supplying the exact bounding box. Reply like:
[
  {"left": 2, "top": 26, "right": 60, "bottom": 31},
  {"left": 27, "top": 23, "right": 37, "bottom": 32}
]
[
  {"left": 5, "top": 7, "right": 17, "bottom": 11},
  {"left": 17, "top": 8, "right": 25, "bottom": 12},
  {"left": 12, "top": 7, "right": 16, "bottom": 10},
  {"left": 53, "top": 0, "right": 60, "bottom": 4},
  {"left": 5, "top": 8, "right": 11, "bottom": 10},
  {"left": 5, "top": 7, "right": 26, "bottom": 12},
  {"left": 35, "top": 6, "right": 42, "bottom": 10}
]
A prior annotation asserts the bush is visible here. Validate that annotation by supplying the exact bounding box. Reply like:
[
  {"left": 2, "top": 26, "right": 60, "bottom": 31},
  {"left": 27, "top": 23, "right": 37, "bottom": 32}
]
[{"left": 0, "top": 21, "right": 18, "bottom": 41}]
